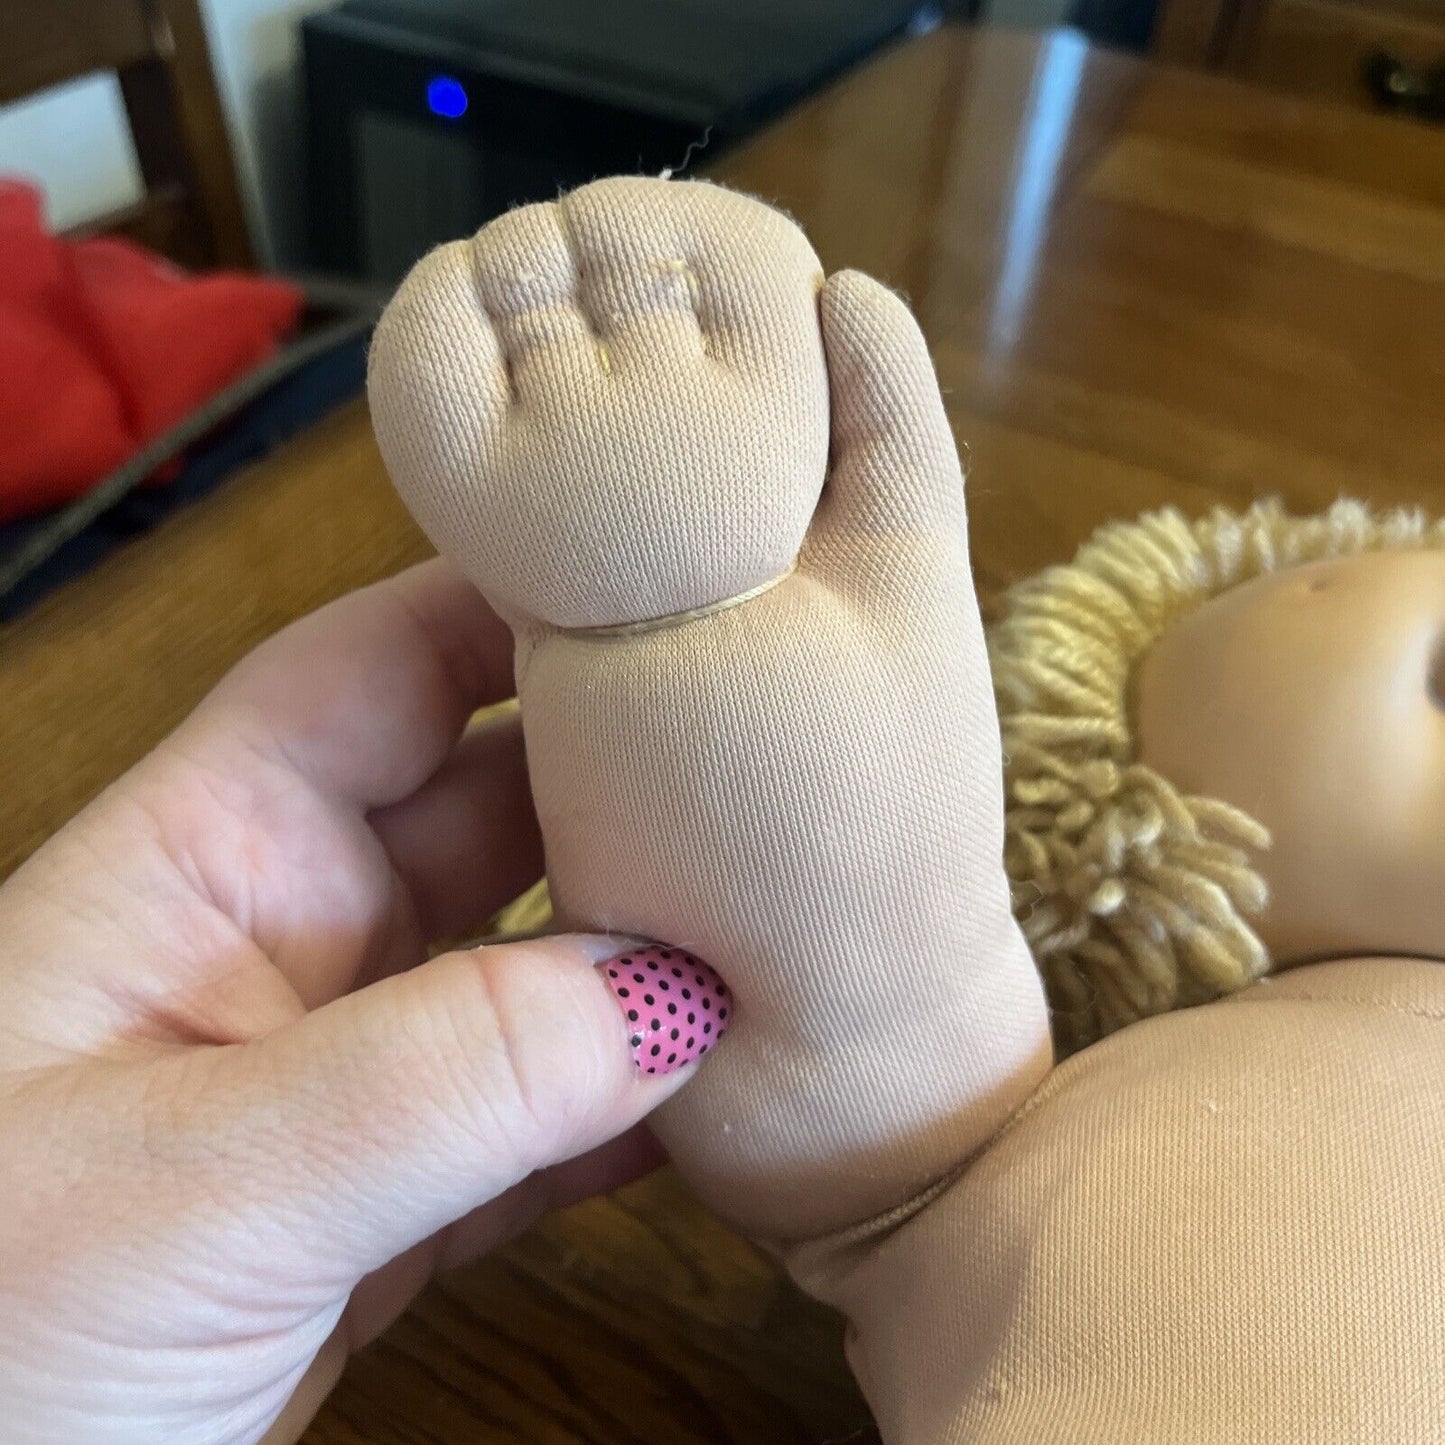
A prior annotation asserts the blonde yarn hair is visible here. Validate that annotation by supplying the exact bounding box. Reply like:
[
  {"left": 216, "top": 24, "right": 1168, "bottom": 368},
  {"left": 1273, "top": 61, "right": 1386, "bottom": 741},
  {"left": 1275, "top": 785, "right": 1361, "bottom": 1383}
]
[{"left": 990, "top": 497, "right": 1445, "bottom": 1054}]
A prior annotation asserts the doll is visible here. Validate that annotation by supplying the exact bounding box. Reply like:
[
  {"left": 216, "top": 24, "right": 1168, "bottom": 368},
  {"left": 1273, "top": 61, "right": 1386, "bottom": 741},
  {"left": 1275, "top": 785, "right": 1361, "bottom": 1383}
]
[
  {"left": 369, "top": 177, "right": 1445, "bottom": 1441},
  {"left": 993, "top": 496, "right": 1445, "bottom": 1052}
]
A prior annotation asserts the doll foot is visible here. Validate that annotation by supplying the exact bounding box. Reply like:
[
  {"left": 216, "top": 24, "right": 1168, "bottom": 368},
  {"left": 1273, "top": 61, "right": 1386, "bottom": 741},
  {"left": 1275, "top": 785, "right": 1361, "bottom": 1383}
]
[
  {"left": 370, "top": 178, "right": 1050, "bottom": 1239},
  {"left": 368, "top": 176, "right": 968, "bottom": 631}
]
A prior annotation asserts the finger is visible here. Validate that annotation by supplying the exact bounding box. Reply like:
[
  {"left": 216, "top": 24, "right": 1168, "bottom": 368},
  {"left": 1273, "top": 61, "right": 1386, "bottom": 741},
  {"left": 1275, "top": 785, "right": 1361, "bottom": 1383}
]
[
  {"left": 367, "top": 707, "right": 545, "bottom": 952},
  {"left": 260, "top": 1129, "right": 665, "bottom": 1445},
  {"left": 343, "top": 1126, "right": 665, "bottom": 1352},
  {"left": 433, "top": 1124, "right": 667, "bottom": 1271},
  {"left": 813, "top": 269, "right": 964, "bottom": 541},
  {"left": 209, "top": 936, "right": 730, "bottom": 1282},
  {"left": 259, "top": 1353, "right": 344, "bottom": 1445},
  {"left": 193, "top": 557, "right": 516, "bottom": 809}
]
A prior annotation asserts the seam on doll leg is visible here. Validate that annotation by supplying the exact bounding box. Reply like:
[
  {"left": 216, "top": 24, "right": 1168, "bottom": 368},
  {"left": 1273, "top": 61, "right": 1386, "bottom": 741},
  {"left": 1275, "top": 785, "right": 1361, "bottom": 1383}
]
[
  {"left": 788, "top": 1166, "right": 966, "bottom": 1254},
  {"left": 466, "top": 243, "right": 518, "bottom": 404},
  {"left": 551, "top": 563, "right": 798, "bottom": 640},
  {"left": 655, "top": 255, "right": 706, "bottom": 352},
  {"left": 552, "top": 189, "right": 616, "bottom": 376}
]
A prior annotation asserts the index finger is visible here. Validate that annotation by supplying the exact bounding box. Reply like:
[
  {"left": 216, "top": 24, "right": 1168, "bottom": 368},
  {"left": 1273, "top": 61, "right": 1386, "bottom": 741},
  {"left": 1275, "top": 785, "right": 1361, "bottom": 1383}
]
[{"left": 194, "top": 558, "right": 515, "bottom": 808}]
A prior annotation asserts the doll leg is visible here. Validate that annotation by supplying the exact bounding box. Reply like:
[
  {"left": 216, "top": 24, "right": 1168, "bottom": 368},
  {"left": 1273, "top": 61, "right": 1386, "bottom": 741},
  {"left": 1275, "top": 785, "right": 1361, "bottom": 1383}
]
[
  {"left": 795, "top": 957, "right": 1445, "bottom": 1442},
  {"left": 368, "top": 177, "right": 1051, "bottom": 1244}
]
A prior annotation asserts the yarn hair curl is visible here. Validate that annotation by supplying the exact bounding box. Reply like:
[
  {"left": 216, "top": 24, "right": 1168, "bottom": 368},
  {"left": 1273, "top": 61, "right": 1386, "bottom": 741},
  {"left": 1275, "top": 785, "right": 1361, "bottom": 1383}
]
[{"left": 990, "top": 497, "right": 1445, "bottom": 1054}]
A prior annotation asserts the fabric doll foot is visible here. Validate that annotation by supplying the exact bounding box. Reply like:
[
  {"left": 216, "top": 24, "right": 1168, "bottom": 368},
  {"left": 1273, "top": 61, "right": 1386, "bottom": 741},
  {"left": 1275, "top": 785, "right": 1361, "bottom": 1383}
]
[
  {"left": 367, "top": 176, "right": 829, "bottom": 631},
  {"left": 369, "top": 177, "right": 1051, "bottom": 1242}
]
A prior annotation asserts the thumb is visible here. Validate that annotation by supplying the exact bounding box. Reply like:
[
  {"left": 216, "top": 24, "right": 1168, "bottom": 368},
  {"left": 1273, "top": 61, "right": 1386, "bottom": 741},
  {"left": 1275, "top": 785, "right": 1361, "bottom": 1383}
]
[{"left": 212, "top": 935, "right": 729, "bottom": 1280}]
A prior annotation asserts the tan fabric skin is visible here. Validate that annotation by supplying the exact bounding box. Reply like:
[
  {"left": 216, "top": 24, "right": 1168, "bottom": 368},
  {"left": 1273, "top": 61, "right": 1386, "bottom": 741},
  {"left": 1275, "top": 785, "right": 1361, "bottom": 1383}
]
[
  {"left": 795, "top": 957, "right": 1445, "bottom": 1441},
  {"left": 1137, "top": 551, "right": 1445, "bottom": 967},
  {"left": 369, "top": 178, "right": 1441, "bottom": 1440},
  {"left": 369, "top": 176, "right": 1051, "bottom": 1242}
]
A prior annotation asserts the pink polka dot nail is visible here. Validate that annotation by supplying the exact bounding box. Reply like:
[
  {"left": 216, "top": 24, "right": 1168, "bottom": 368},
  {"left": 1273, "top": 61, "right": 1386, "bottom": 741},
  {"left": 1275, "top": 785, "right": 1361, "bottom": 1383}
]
[{"left": 599, "top": 945, "right": 731, "bottom": 1077}]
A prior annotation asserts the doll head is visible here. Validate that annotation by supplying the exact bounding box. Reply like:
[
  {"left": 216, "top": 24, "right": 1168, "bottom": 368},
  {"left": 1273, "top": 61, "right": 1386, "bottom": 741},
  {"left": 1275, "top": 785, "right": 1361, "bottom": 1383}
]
[{"left": 991, "top": 498, "right": 1445, "bottom": 1053}]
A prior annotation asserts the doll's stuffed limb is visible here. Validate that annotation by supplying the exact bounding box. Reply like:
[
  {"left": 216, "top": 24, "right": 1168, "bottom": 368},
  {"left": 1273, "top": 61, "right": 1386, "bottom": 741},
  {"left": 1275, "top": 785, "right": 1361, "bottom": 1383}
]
[
  {"left": 368, "top": 175, "right": 1051, "bottom": 1244},
  {"left": 494, "top": 495, "right": 1445, "bottom": 1058},
  {"left": 792, "top": 954, "right": 1445, "bottom": 1442}
]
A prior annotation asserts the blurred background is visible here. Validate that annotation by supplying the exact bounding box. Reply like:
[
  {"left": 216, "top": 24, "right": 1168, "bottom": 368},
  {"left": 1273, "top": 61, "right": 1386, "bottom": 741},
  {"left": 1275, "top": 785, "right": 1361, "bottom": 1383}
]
[
  {"left": 0, "top": 0, "right": 1167, "bottom": 283},
  {"left": 4, "top": 0, "right": 1441, "bottom": 610},
  {"left": 2, "top": 5, "right": 1443, "bottom": 1438},
  {"left": 16, "top": 0, "right": 1430, "bottom": 283}
]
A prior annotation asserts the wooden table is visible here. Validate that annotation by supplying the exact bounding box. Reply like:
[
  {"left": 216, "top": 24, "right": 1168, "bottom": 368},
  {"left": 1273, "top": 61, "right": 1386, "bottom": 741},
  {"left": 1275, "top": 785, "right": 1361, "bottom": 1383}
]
[{"left": 3, "top": 23, "right": 1444, "bottom": 1444}]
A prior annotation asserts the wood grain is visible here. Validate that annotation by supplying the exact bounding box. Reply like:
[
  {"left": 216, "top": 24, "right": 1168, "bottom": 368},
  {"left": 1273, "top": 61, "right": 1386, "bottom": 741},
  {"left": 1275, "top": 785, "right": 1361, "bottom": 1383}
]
[
  {"left": 3, "top": 23, "right": 1444, "bottom": 1444},
  {"left": 0, "top": 401, "right": 429, "bottom": 880},
  {"left": 0, "top": 0, "right": 253, "bottom": 268},
  {"left": 718, "top": 26, "right": 1445, "bottom": 609},
  {"left": 136, "top": 0, "right": 256, "bottom": 267},
  {"left": 313, "top": 1172, "right": 872, "bottom": 1445},
  {"left": 1237, "top": 0, "right": 1445, "bottom": 109},
  {"left": 1152, "top": 0, "right": 1445, "bottom": 109},
  {"left": 1152, "top": 0, "right": 1244, "bottom": 64},
  {"left": 0, "top": 0, "right": 152, "bottom": 105}
]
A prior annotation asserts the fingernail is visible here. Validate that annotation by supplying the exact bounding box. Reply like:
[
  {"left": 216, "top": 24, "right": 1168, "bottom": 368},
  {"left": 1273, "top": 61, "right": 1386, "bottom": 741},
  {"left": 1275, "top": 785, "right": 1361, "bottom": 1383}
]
[{"left": 599, "top": 945, "right": 731, "bottom": 1076}]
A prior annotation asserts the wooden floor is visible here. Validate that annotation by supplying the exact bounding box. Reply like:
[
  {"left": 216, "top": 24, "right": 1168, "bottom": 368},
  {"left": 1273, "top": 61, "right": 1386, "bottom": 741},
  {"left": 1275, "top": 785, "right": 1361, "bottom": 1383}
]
[{"left": 3, "top": 22, "right": 1444, "bottom": 1444}]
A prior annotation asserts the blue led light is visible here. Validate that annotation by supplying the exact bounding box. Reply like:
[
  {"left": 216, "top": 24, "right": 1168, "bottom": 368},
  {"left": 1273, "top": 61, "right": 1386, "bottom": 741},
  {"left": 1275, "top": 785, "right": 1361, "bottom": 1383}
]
[{"left": 426, "top": 76, "right": 468, "bottom": 120}]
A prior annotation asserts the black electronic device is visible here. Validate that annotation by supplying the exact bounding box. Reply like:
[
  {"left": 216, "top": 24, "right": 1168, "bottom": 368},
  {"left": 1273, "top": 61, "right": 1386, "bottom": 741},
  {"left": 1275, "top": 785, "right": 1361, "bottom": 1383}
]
[{"left": 303, "top": 0, "right": 933, "bottom": 280}]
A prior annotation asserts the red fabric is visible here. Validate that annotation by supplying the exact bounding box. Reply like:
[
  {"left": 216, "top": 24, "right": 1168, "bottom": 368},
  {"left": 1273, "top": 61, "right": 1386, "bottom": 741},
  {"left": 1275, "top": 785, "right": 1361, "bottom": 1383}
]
[
  {"left": 0, "top": 179, "right": 303, "bottom": 524},
  {"left": 0, "top": 183, "right": 133, "bottom": 518}
]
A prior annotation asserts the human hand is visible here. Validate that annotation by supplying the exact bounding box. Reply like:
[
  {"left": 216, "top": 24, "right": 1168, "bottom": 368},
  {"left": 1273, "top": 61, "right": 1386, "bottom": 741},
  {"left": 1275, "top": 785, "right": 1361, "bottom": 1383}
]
[{"left": 0, "top": 560, "right": 722, "bottom": 1443}]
